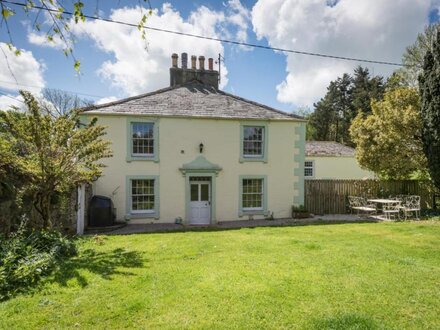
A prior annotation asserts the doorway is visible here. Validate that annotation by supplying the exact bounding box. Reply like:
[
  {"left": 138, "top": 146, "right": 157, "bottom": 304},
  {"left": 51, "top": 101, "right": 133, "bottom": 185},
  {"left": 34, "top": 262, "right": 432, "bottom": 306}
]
[{"left": 189, "top": 177, "right": 211, "bottom": 225}]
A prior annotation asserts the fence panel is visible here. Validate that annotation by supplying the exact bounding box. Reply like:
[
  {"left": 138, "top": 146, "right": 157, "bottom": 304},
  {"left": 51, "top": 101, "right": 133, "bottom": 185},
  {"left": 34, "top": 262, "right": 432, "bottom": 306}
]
[{"left": 304, "top": 179, "right": 434, "bottom": 215}]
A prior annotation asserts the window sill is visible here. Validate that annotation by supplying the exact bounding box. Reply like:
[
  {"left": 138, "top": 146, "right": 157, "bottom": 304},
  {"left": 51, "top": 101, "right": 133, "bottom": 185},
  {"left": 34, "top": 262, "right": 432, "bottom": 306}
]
[
  {"left": 239, "top": 209, "right": 267, "bottom": 216},
  {"left": 126, "top": 155, "right": 159, "bottom": 162},
  {"left": 126, "top": 212, "right": 159, "bottom": 220},
  {"left": 239, "top": 156, "right": 267, "bottom": 163}
]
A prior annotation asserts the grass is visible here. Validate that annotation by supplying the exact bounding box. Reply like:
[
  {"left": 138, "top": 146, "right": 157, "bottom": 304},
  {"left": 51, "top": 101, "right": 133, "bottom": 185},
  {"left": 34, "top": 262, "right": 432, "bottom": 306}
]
[{"left": 1, "top": 221, "right": 439, "bottom": 329}]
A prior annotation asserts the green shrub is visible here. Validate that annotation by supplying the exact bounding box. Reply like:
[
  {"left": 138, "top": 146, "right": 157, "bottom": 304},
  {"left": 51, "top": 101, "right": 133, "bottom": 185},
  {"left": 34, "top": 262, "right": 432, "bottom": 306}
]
[
  {"left": 292, "top": 205, "right": 308, "bottom": 213},
  {"left": 0, "top": 224, "right": 77, "bottom": 300}
]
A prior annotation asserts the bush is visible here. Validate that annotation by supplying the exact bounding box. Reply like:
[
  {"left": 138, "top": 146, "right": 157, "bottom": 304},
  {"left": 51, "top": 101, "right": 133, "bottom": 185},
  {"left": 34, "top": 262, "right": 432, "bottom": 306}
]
[
  {"left": 292, "top": 205, "right": 311, "bottom": 219},
  {"left": 0, "top": 224, "right": 77, "bottom": 300},
  {"left": 292, "top": 205, "right": 308, "bottom": 213}
]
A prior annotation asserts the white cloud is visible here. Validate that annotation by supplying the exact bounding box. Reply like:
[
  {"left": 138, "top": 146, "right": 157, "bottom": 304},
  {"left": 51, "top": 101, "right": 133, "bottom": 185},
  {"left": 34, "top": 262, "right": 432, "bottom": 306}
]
[
  {"left": 26, "top": 4, "right": 71, "bottom": 50},
  {"left": 0, "top": 44, "right": 45, "bottom": 110},
  {"left": 71, "top": 1, "right": 250, "bottom": 96},
  {"left": 0, "top": 93, "right": 25, "bottom": 110},
  {"left": 28, "top": 31, "right": 65, "bottom": 50},
  {"left": 0, "top": 43, "right": 45, "bottom": 94},
  {"left": 252, "top": 0, "right": 436, "bottom": 107},
  {"left": 95, "top": 96, "right": 118, "bottom": 105}
]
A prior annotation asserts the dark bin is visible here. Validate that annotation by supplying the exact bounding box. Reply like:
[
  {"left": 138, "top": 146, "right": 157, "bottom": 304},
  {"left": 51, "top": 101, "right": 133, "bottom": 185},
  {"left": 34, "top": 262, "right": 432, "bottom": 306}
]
[{"left": 88, "top": 195, "right": 116, "bottom": 227}]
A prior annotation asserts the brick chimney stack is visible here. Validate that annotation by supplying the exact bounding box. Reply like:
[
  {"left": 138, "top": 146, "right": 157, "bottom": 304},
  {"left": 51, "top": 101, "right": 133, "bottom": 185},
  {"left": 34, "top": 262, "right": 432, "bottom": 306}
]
[
  {"left": 198, "top": 56, "right": 205, "bottom": 71},
  {"left": 171, "top": 53, "right": 178, "bottom": 68},
  {"left": 170, "top": 53, "right": 219, "bottom": 89},
  {"left": 181, "top": 53, "right": 188, "bottom": 69}
]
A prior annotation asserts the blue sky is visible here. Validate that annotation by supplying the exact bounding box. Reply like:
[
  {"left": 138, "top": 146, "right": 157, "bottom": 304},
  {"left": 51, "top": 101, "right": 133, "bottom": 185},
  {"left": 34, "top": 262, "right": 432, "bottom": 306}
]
[{"left": 0, "top": 0, "right": 439, "bottom": 112}]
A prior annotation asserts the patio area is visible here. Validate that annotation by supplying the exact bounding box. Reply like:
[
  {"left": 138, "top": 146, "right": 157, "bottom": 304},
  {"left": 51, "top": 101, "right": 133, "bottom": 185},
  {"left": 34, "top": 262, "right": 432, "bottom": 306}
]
[
  {"left": 88, "top": 214, "right": 378, "bottom": 235},
  {"left": 348, "top": 195, "right": 421, "bottom": 220}
]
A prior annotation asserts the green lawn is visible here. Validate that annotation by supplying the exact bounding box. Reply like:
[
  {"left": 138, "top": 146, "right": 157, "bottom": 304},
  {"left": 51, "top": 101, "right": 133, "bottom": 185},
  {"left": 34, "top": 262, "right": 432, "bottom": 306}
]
[{"left": 1, "top": 222, "right": 439, "bottom": 329}]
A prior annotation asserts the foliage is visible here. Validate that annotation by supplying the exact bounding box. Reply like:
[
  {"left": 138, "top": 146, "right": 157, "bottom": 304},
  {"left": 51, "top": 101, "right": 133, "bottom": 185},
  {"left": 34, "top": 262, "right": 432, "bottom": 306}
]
[
  {"left": 0, "top": 118, "right": 15, "bottom": 198},
  {"left": 351, "top": 66, "right": 385, "bottom": 114},
  {"left": 293, "top": 106, "right": 315, "bottom": 140},
  {"left": 0, "top": 223, "right": 439, "bottom": 328},
  {"left": 350, "top": 87, "right": 427, "bottom": 179},
  {"left": 0, "top": 223, "right": 77, "bottom": 301},
  {"left": 419, "top": 28, "right": 440, "bottom": 191},
  {"left": 0, "top": 91, "right": 112, "bottom": 229},
  {"left": 309, "top": 66, "right": 385, "bottom": 145},
  {"left": 0, "top": 0, "right": 152, "bottom": 71},
  {"left": 291, "top": 204, "right": 310, "bottom": 219},
  {"left": 291, "top": 204, "right": 308, "bottom": 213},
  {"left": 397, "top": 23, "right": 439, "bottom": 87}
]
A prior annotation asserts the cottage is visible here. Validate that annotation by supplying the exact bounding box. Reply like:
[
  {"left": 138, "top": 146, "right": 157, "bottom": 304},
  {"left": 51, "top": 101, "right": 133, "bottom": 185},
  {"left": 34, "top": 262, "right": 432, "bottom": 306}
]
[
  {"left": 81, "top": 53, "right": 306, "bottom": 224},
  {"left": 305, "top": 141, "right": 374, "bottom": 180}
]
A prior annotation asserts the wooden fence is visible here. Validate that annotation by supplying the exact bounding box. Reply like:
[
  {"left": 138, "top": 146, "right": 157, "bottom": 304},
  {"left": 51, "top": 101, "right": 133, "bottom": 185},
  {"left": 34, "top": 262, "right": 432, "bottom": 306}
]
[{"left": 304, "top": 179, "right": 435, "bottom": 215}]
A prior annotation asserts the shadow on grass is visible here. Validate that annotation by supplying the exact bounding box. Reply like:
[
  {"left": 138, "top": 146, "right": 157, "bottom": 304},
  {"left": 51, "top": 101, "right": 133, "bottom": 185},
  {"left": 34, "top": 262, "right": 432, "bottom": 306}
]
[
  {"left": 311, "top": 312, "right": 380, "bottom": 330},
  {"left": 52, "top": 248, "right": 145, "bottom": 288}
]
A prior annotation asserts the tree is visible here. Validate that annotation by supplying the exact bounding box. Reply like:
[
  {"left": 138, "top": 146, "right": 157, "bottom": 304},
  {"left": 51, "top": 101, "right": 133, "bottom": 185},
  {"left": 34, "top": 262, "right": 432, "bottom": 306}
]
[
  {"left": 419, "top": 28, "right": 440, "bottom": 190},
  {"left": 397, "top": 23, "right": 439, "bottom": 87},
  {"left": 40, "top": 88, "right": 92, "bottom": 116},
  {"left": 309, "top": 97, "right": 334, "bottom": 141},
  {"left": 0, "top": 91, "right": 112, "bottom": 228},
  {"left": 351, "top": 66, "right": 385, "bottom": 115},
  {"left": 329, "top": 73, "right": 354, "bottom": 144},
  {"left": 350, "top": 87, "right": 426, "bottom": 179},
  {"left": 309, "top": 77, "right": 353, "bottom": 143},
  {"left": 0, "top": 0, "right": 152, "bottom": 71},
  {"left": 308, "top": 67, "right": 385, "bottom": 145}
]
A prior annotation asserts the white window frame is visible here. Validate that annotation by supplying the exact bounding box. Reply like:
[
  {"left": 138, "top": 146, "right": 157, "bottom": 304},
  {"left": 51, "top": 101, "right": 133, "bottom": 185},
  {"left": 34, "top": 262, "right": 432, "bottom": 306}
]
[
  {"left": 130, "top": 179, "right": 155, "bottom": 214},
  {"left": 126, "top": 118, "right": 159, "bottom": 163},
  {"left": 304, "top": 160, "right": 314, "bottom": 178},
  {"left": 242, "top": 126, "right": 265, "bottom": 158},
  {"left": 242, "top": 178, "right": 264, "bottom": 211},
  {"left": 131, "top": 122, "right": 155, "bottom": 157}
]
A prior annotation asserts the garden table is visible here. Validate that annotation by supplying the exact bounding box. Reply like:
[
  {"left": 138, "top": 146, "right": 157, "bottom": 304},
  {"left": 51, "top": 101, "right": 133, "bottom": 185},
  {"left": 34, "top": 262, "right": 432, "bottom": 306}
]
[
  {"left": 368, "top": 199, "right": 401, "bottom": 220},
  {"left": 367, "top": 199, "right": 398, "bottom": 204}
]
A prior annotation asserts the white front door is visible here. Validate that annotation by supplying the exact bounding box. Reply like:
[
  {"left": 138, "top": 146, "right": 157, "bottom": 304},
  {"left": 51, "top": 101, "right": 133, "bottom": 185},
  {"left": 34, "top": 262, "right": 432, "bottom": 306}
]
[{"left": 189, "top": 181, "right": 211, "bottom": 224}]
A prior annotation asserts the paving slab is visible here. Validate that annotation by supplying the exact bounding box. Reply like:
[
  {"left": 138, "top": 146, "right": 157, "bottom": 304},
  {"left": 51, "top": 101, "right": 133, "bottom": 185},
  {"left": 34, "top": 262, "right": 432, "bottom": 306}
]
[{"left": 91, "top": 214, "right": 377, "bottom": 235}]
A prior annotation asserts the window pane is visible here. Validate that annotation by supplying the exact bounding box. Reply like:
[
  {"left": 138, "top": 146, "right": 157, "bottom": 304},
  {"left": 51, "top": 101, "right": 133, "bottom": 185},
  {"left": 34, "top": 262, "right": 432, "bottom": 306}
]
[
  {"left": 200, "top": 184, "right": 209, "bottom": 201},
  {"left": 304, "top": 161, "right": 314, "bottom": 177},
  {"left": 131, "top": 179, "right": 155, "bottom": 211},
  {"left": 243, "top": 126, "right": 264, "bottom": 157},
  {"left": 190, "top": 184, "right": 198, "bottom": 202},
  {"left": 132, "top": 123, "right": 154, "bottom": 155},
  {"left": 242, "top": 178, "right": 263, "bottom": 210}
]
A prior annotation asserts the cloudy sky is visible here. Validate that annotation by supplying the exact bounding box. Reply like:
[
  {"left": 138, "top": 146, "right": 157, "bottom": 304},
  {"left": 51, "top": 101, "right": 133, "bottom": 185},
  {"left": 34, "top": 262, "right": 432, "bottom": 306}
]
[{"left": 1, "top": 0, "right": 439, "bottom": 112}]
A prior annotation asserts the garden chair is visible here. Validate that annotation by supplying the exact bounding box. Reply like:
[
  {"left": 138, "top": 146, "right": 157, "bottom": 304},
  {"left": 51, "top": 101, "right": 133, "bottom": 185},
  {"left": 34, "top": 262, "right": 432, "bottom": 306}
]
[
  {"left": 383, "top": 202, "right": 401, "bottom": 220},
  {"left": 401, "top": 195, "right": 421, "bottom": 219},
  {"left": 395, "top": 195, "right": 407, "bottom": 202},
  {"left": 348, "top": 196, "right": 376, "bottom": 215}
]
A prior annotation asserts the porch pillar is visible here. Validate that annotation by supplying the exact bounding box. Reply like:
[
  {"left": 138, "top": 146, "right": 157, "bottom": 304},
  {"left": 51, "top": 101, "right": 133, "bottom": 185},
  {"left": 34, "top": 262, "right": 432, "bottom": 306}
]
[{"left": 77, "top": 183, "right": 86, "bottom": 235}]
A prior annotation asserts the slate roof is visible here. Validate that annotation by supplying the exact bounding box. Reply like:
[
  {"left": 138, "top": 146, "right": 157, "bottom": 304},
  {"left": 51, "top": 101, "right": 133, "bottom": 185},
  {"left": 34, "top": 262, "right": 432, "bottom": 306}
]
[
  {"left": 306, "top": 141, "right": 355, "bottom": 157},
  {"left": 83, "top": 81, "right": 303, "bottom": 121}
]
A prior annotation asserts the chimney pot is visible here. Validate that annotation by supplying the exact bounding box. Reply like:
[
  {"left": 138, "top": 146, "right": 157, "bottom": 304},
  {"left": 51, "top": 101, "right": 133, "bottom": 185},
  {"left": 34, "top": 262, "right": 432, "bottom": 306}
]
[
  {"left": 208, "top": 58, "right": 214, "bottom": 71},
  {"left": 171, "top": 53, "right": 178, "bottom": 68},
  {"left": 170, "top": 53, "right": 218, "bottom": 89},
  {"left": 181, "top": 52, "right": 188, "bottom": 69},
  {"left": 198, "top": 56, "right": 205, "bottom": 71}
]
